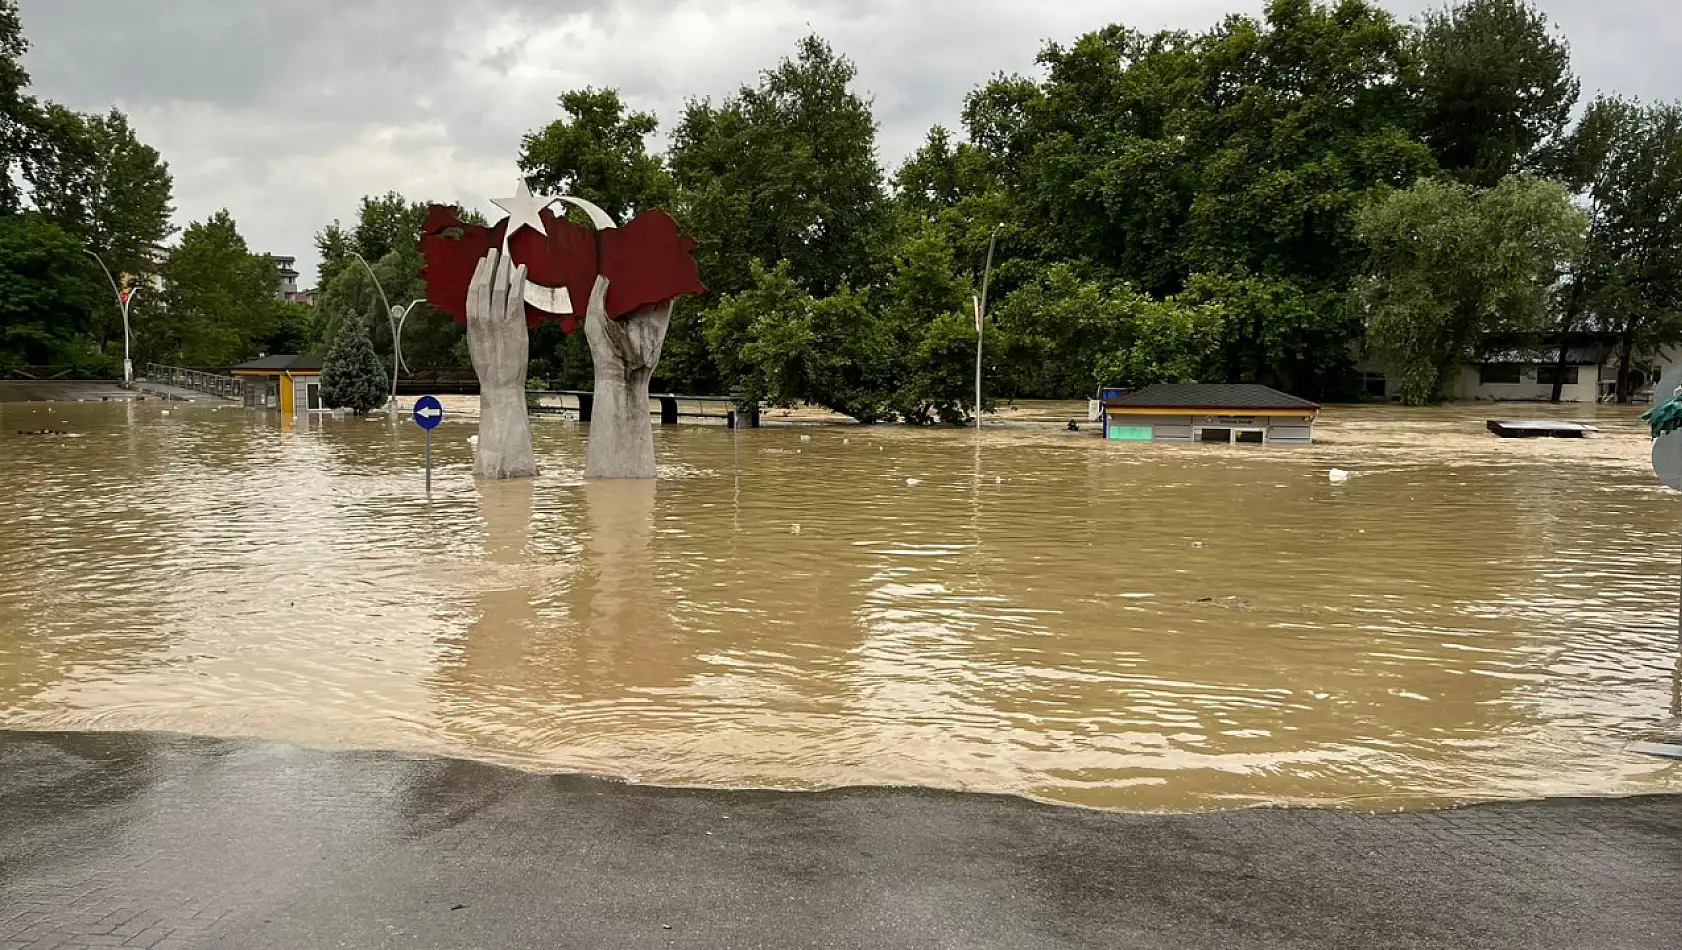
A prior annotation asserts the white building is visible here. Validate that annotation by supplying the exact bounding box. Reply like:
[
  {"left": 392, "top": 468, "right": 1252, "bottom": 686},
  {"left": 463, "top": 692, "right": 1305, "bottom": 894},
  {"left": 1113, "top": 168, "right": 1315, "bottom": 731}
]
[{"left": 1360, "top": 338, "right": 1682, "bottom": 404}]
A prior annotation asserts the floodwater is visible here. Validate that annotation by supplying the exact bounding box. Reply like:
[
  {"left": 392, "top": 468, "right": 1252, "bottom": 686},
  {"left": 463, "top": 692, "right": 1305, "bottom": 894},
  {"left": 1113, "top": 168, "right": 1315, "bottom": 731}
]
[{"left": 1, "top": 399, "right": 1679, "bottom": 811}]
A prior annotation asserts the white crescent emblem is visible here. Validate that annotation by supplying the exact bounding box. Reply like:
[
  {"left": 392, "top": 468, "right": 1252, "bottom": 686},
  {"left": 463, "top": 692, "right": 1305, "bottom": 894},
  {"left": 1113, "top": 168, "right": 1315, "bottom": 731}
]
[
  {"left": 548, "top": 196, "right": 617, "bottom": 231},
  {"left": 524, "top": 283, "right": 573, "bottom": 314}
]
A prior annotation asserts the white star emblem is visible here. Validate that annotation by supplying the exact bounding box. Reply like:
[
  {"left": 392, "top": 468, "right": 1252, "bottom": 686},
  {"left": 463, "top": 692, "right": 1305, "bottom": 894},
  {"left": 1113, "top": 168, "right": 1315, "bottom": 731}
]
[{"left": 491, "top": 179, "right": 555, "bottom": 237}]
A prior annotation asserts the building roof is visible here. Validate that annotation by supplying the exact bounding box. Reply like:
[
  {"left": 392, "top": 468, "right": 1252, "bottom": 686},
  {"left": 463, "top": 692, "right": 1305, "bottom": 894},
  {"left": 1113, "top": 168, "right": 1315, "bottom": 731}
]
[
  {"left": 1479, "top": 346, "right": 1609, "bottom": 366},
  {"left": 229, "top": 354, "right": 323, "bottom": 373},
  {"left": 1104, "top": 383, "right": 1320, "bottom": 412}
]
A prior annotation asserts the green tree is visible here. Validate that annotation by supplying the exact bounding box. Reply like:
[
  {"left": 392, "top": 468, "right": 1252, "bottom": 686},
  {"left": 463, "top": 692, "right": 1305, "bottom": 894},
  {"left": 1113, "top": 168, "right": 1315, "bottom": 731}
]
[
  {"left": 313, "top": 221, "right": 355, "bottom": 292},
  {"left": 311, "top": 193, "right": 462, "bottom": 372},
  {"left": 24, "top": 106, "right": 174, "bottom": 276},
  {"left": 1179, "top": 273, "right": 1353, "bottom": 394},
  {"left": 884, "top": 225, "right": 969, "bottom": 336},
  {"left": 1558, "top": 97, "right": 1682, "bottom": 401},
  {"left": 0, "top": 213, "right": 102, "bottom": 369},
  {"left": 264, "top": 299, "right": 313, "bottom": 356},
  {"left": 157, "top": 210, "right": 281, "bottom": 367},
  {"left": 518, "top": 87, "right": 677, "bottom": 391},
  {"left": 314, "top": 192, "right": 428, "bottom": 290},
  {"left": 669, "top": 34, "right": 887, "bottom": 301},
  {"left": 706, "top": 260, "right": 895, "bottom": 422},
  {"left": 519, "top": 87, "right": 675, "bottom": 223},
  {"left": 958, "top": 1, "right": 1435, "bottom": 396},
  {"left": 319, "top": 318, "right": 388, "bottom": 414},
  {"left": 1415, "top": 0, "right": 1579, "bottom": 187},
  {"left": 1095, "top": 295, "right": 1225, "bottom": 388},
  {"left": 900, "top": 312, "right": 1003, "bottom": 425},
  {"left": 0, "top": 0, "right": 32, "bottom": 214},
  {"left": 989, "top": 264, "right": 1144, "bottom": 399},
  {"left": 1358, "top": 174, "right": 1586, "bottom": 405}
]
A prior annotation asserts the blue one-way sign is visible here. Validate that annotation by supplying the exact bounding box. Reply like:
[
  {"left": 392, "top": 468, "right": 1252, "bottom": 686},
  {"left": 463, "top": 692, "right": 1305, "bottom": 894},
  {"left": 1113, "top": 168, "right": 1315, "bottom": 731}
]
[{"left": 413, "top": 395, "right": 444, "bottom": 430}]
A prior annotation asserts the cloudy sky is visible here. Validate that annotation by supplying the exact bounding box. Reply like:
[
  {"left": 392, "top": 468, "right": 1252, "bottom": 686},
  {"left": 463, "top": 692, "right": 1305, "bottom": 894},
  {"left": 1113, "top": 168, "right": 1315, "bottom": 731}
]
[{"left": 16, "top": 0, "right": 1682, "bottom": 285}]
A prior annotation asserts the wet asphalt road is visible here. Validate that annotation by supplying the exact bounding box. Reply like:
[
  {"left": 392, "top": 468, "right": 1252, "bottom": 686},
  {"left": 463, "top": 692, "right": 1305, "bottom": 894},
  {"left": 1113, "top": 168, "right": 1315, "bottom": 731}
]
[{"left": 2, "top": 731, "right": 1679, "bottom": 949}]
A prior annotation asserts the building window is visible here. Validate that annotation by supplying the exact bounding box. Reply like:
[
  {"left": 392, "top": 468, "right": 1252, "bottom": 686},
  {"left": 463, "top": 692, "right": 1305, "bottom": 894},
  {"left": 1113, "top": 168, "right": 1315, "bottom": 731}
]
[
  {"left": 1479, "top": 363, "right": 1522, "bottom": 385},
  {"left": 1197, "top": 428, "right": 1232, "bottom": 443},
  {"left": 1362, "top": 372, "right": 1387, "bottom": 399},
  {"left": 1234, "top": 429, "right": 1265, "bottom": 444},
  {"left": 1536, "top": 365, "right": 1580, "bottom": 386},
  {"left": 1107, "top": 425, "right": 1152, "bottom": 442}
]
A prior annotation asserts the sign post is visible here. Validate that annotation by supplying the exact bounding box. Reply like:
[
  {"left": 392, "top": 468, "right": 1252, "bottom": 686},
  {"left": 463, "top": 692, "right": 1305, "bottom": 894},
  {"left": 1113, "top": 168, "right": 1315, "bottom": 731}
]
[
  {"left": 117, "top": 287, "right": 137, "bottom": 385},
  {"left": 1642, "top": 368, "right": 1682, "bottom": 745},
  {"left": 413, "top": 395, "right": 444, "bottom": 494}
]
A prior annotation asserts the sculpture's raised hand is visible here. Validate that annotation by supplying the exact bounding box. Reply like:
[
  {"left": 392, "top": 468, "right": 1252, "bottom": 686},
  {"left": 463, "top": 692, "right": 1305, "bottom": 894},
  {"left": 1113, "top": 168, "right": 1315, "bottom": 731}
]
[
  {"left": 465, "top": 247, "right": 537, "bottom": 479},
  {"left": 583, "top": 275, "right": 674, "bottom": 478}
]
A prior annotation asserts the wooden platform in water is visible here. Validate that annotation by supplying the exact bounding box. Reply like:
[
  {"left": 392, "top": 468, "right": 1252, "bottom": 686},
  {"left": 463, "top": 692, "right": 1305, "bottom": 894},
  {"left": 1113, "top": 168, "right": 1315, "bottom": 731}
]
[{"left": 1486, "top": 420, "right": 1598, "bottom": 439}]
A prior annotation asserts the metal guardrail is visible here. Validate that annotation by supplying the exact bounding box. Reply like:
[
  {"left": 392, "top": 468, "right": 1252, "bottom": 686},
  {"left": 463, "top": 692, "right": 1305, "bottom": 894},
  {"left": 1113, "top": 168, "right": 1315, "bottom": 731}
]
[
  {"left": 527, "top": 390, "right": 759, "bottom": 427},
  {"left": 0, "top": 365, "right": 107, "bottom": 380},
  {"left": 143, "top": 363, "right": 243, "bottom": 399}
]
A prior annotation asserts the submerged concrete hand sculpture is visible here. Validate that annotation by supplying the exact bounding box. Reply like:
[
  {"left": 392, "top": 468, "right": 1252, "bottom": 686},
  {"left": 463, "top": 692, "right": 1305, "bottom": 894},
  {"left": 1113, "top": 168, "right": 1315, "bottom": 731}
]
[
  {"left": 419, "top": 181, "right": 703, "bottom": 482},
  {"left": 466, "top": 248, "right": 536, "bottom": 479},
  {"left": 582, "top": 276, "right": 673, "bottom": 478}
]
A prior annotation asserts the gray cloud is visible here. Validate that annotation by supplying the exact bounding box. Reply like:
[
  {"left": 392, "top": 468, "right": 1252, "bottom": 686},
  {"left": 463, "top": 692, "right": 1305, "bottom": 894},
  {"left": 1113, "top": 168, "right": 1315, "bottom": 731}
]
[{"left": 16, "top": 0, "right": 1682, "bottom": 285}]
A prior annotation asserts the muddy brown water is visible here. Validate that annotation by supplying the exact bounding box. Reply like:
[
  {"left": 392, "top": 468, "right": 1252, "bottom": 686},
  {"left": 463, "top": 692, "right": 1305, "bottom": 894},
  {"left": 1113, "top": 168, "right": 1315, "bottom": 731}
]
[{"left": 1, "top": 399, "right": 1679, "bottom": 810}]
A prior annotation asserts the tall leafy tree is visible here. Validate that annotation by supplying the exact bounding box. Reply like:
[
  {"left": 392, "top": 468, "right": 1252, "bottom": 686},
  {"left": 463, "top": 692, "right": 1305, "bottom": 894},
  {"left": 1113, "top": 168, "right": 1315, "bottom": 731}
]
[
  {"left": 966, "top": 1, "right": 1435, "bottom": 396},
  {"left": 1358, "top": 174, "right": 1586, "bottom": 405},
  {"left": 891, "top": 122, "right": 1014, "bottom": 305},
  {"left": 312, "top": 192, "right": 462, "bottom": 371},
  {"left": 881, "top": 225, "right": 982, "bottom": 422},
  {"left": 1557, "top": 98, "right": 1682, "bottom": 401},
  {"left": 24, "top": 107, "right": 174, "bottom": 275},
  {"left": 1415, "top": 0, "right": 1579, "bottom": 187},
  {"left": 518, "top": 87, "right": 676, "bottom": 389},
  {"left": 0, "top": 213, "right": 102, "bottom": 368},
  {"left": 158, "top": 211, "right": 282, "bottom": 367},
  {"left": 519, "top": 87, "right": 675, "bottom": 223},
  {"left": 0, "top": 0, "right": 32, "bottom": 215},
  {"left": 669, "top": 34, "right": 887, "bottom": 301},
  {"left": 705, "top": 260, "right": 895, "bottom": 423},
  {"left": 314, "top": 191, "right": 427, "bottom": 290}
]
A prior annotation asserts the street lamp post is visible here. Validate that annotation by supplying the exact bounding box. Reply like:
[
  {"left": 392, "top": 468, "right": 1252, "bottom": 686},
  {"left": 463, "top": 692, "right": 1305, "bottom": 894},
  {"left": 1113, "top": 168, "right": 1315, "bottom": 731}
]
[
  {"left": 84, "top": 250, "right": 139, "bottom": 385},
  {"left": 388, "top": 299, "right": 423, "bottom": 408},
  {"left": 975, "top": 224, "right": 1001, "bottom": 432},
  {"left": 349, "top": 252, "right": 418, "bottom": 410}
]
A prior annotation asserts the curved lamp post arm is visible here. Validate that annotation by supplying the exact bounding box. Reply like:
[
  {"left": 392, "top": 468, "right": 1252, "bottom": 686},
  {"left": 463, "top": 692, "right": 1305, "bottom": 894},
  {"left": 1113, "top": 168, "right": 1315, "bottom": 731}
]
[
  {"left": 351, "top": 252, "right": 409, "bottom": 409},
  {"left": 394, "top": 298, "right": 424, "bottom": 375},
  {"left": 84, "top": 249, "right": 137, "bottom": 384},
  {"left": 350, "top": 252, "right": 395, "bottom": 321},
  {"left": 83, "top": 249, "right": 122, "bottom": 300}
]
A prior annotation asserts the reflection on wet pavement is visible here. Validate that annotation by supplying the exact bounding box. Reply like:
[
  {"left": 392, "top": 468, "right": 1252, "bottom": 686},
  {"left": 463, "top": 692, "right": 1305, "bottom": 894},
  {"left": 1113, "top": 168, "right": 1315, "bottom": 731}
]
[{"left": 0, "top": 399, "right": 1679, "bottom": 809}]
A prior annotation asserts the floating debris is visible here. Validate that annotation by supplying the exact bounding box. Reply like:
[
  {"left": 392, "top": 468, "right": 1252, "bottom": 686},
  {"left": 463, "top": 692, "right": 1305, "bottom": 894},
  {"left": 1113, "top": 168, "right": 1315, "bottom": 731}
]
[{"left": 1487, "top": 420, "right": 1596, "bottom": 439}]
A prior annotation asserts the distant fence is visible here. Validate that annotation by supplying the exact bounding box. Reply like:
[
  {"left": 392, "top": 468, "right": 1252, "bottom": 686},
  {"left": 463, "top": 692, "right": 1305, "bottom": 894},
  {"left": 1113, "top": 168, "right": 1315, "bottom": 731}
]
[{"left": 143, "top": 363, "right": 243, "bottom": 399}]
